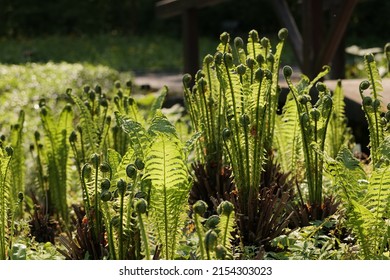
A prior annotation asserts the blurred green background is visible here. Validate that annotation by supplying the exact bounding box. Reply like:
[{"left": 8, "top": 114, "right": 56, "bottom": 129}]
[{"left": 0, "top": 0, "right": 388, "bottom": 74}]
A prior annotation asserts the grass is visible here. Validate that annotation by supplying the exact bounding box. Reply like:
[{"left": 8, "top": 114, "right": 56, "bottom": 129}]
[
  {"left": 0, "top": 33, "right": 298, "bottom": 73},
  {"left": 0, "top": 34, "right": 220, "bottom": 73}
]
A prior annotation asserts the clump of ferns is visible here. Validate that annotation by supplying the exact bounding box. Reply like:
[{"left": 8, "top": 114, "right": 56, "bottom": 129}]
[
  {"left": 324, "top": 49, "right": 390, "bottom": 259},
  {"left": 59, "top": 152, "right": 148, "bottom": 259},
  {"left": 31, "top": 98, "right": 74, "bottom": 225},
  {"left": 184, "top": 28, "right": 295, "bottom": 247},
  {"left": 57, "top": 204, "right": 109, "bottom": 260},
  {"left": 281, "top": 65, "right": 340, "bottom": 223}
]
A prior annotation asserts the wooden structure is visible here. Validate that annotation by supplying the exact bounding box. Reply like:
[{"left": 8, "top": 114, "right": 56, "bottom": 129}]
[
  {"left": 155, "top": 0, "right": 359, "bottom": 79},
  {"left": 271, "top": 0, "right": 358, "bottom": 79},
  {"left": 156, "top": 0, "right": 229, "bottom": 77}
]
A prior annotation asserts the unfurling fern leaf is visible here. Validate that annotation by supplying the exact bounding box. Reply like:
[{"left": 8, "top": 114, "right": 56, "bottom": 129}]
[
  {"left": 364, "top": 53, "right": 383, "bottom": 97},
  {"left": 143, "top": 132, "right": 190, "bottom": 260},
  {"left": 246, "top": 30, "right": 264, "bottom": 63},
  {"left": 216, "top": 201, "right": 235, "bottom": 249}
]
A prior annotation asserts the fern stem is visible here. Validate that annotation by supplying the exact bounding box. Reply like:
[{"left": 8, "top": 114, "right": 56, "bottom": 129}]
[
  {"left": 252, "top": 74, "right": 263, "bottom": 188},
  {"left": 93, "top": 163, "right": 101, "bottom": 243},
  {"left": 137, "top": 212, "right": 150, "bottom": 260},
  {"left": 194, "top": 214, "right": 205, "bottom": 259},
  {"left": 221, "top": 213, "right": 231, "bottom": 247},
  {"left": 1, "top": 153, "right": 12, "bottom": 259},
  {"left": 118, "top": 191, "right": 124, "bottom": 259}
]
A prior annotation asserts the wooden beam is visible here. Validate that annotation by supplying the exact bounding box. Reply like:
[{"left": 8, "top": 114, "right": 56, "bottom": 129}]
[
  {"left": 316, "top": 0, "right": 358, "bottom": 74},
  {"left": 269, "top": 0, "right": 303, "bottom": 68},
  {"left": 156, "top": 0, "right": 229, "bottom": 18}
]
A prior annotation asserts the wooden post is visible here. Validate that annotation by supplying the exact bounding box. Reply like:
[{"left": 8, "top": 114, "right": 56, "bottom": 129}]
[
  {"left": 182, "top": 7, "right": 199, "bottom": 77},
  {"left": 302, "top": 0, "right": 324, "bottom": 79}
]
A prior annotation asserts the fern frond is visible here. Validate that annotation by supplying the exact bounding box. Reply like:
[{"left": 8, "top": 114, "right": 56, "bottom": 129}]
[
  {"left": 40, "top": 105, "right": 72, "bottom": 223},
  {"left": 325, "top": 147, "right": 389, "bottom": 258},
  {"left": 147, "top": 86, "right": 167, "bottom": 123},
  {"left": 217, "top": 206, "right": 235, "bottom": 248},
  {"left": 115, "top": 112, "right": 150, "bottom": 158},
  {"left": 0, "top": 148, "right": 12, "bottom": 260},
  {"left": 364, "top": 54, "right": 383, "bottom": 98},
  {"left": 274, "top": 92, "right": 303, "bottom": 179},
  {"left": 219, "top": 54, "right": 244, "bottom": 120},
  {"left": 112, "top": 147, "right": 135, "bottom": 186},
  {"left": 365, "top": 166, "right": 390, "bottom": 220},
  {"left": 9, "top": 110, "right": 25, "bottom": 217},
  {"left": 247, "top": 30, "right": 263, "bottom": 63},
  {"left": 326, "top": 80, "right": 350, "bottom": 158},
  {"left": 144, "top": 133, "right": 190, "bottom": 259},
  {"left": 360, "top": 54, "right": 385, "bottom": 168},
  {"left": 148, "top": 110, "right": 179, "bottom": 140},
  {"left": 325, "top": 147, "right": 366, "bottom": 201},
  {"left": 349, "top": 199, "right": 381, "bottom": 259},
  {"left": 66, "top": 89, "right": 99, "bottom": 157}
]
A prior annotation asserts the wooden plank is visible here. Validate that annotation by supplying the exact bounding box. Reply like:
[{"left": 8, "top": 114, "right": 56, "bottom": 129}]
[{"left": 156, "top": 0, "right": 229, "bottom": 18}]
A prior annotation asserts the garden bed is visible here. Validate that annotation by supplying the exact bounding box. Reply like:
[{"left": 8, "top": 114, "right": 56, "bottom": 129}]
[{"left": 0, "top": 29, "right": 390, "bottom": 260}]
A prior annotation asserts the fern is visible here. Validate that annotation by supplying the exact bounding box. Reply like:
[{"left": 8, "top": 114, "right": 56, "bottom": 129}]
[
  {"left": 325, "top": 147, "right": 390, "bottom": 259},
  {"left": 0, "top": 147, "right": 12, "bottom": 259},
  {"left": 216, "top": 201, "right": 235, "bottom": 249},
  {"left": 143, "top": 129, "right": 190, "bottom": 260},
  {"left": 39, "top": 104, "right": 73, "bottom": 224},
  {"left": 326, "top": 80, "right": 352, "bottom": 158},
  {"left": 66, "top": 88, "right": 99, "bottom": 158},
  {"left": 115, "top": 112, "right": 150, "bottom": 159},
  {"left": 9, "top": 110, "right": 25, "bottom": 218},
  {"left": 360, "top": 54, "right": 385, "bottom": 168},
  {"left": 147, "top": 86, "right": 167, "bottom": 123},
  {"left": 274, "top": 92, "right": 304, "bottom": 180},
  {"left": 283, "top": 65, "right": 332, "bottom": 212},
  {"left": 266, "top": 28, "right": 288, "bottom": 151},
  {"left": 365, "top": 166, "right": 390, "bottom": 221}
]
